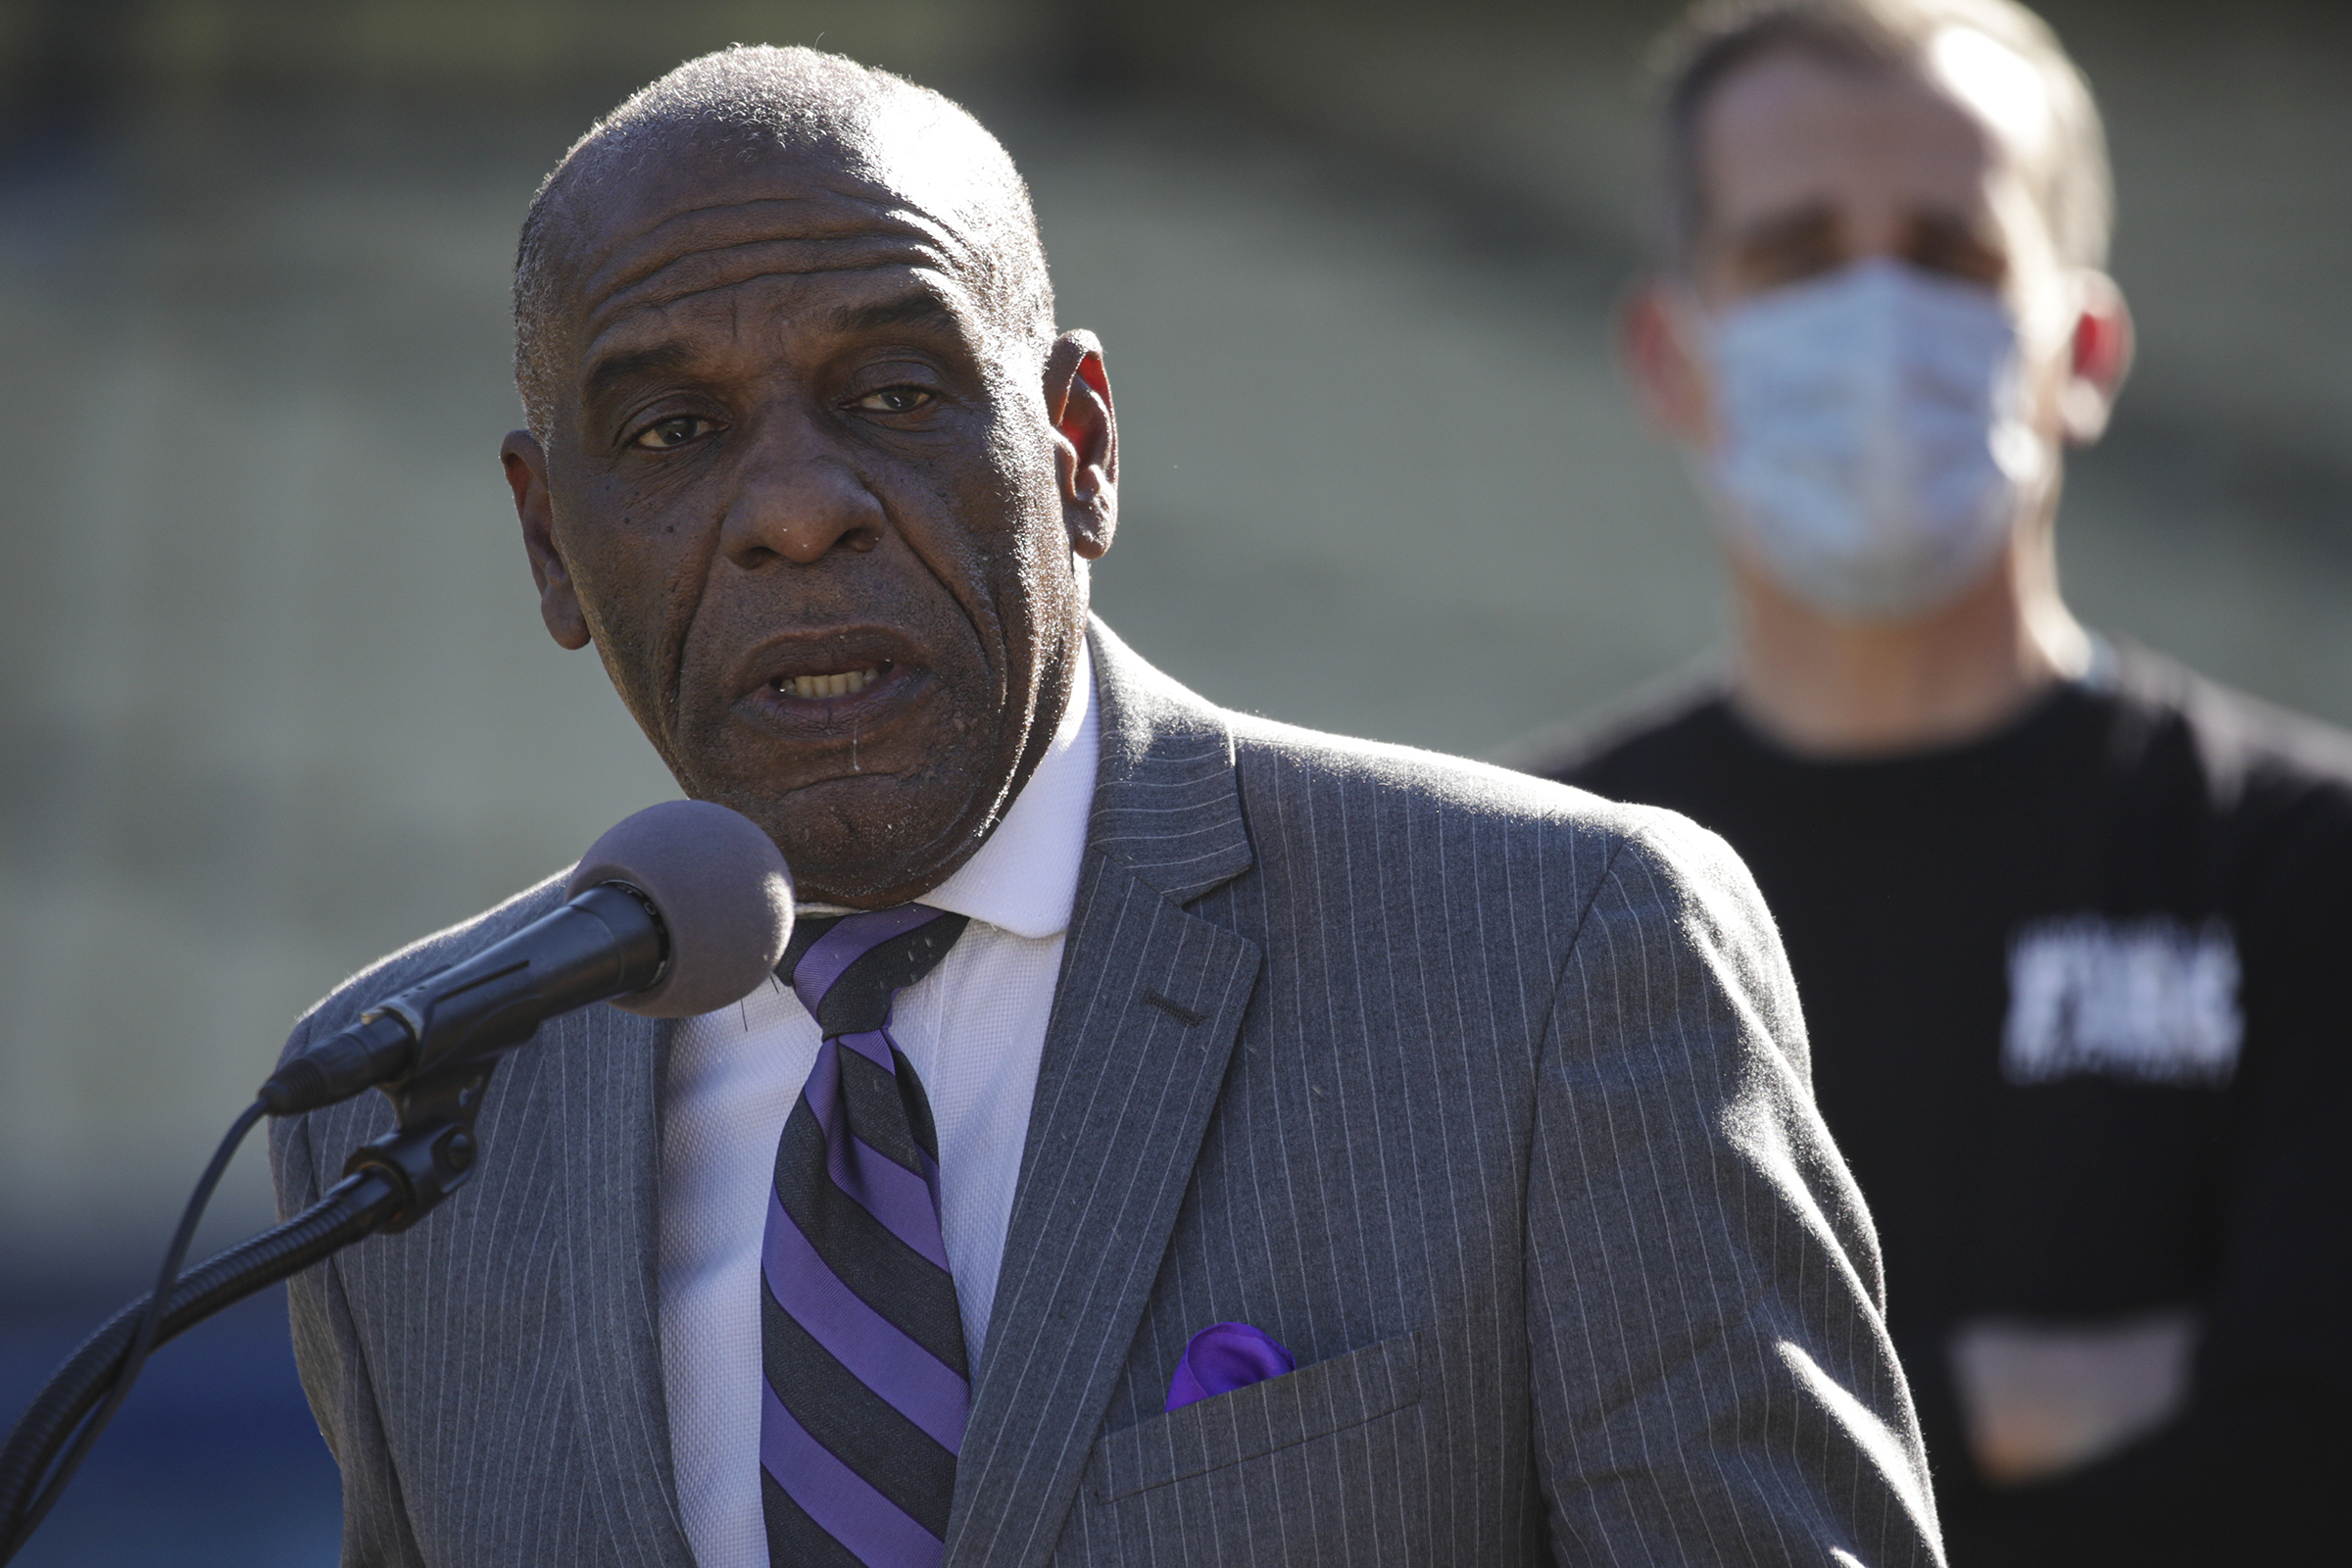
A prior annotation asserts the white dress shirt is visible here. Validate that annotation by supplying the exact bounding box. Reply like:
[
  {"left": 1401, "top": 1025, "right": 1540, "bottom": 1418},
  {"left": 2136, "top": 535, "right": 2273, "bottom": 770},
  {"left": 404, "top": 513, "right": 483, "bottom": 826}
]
[{"left": 658, "top": 645, "right": 1099, "bottom": 1568}]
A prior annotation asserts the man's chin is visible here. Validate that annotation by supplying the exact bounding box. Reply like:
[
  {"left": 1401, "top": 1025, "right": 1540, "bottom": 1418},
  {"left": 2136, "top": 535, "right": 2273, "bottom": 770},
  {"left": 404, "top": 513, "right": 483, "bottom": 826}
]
[{"left": 703, "top": 770, "right": 998, "bottom": 907}]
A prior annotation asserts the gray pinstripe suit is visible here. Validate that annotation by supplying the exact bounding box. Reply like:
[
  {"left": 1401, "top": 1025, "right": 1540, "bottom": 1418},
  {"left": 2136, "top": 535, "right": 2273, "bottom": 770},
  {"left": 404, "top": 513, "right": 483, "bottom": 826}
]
[{"left": 270, "top": 621, "right": 1942, "bottom": 1566}]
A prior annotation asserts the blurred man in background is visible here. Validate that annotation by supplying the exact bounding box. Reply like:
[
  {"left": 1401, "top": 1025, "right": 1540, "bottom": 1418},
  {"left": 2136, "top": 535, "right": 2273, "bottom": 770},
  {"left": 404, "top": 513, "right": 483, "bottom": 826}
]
[{"left": 1508, "top": 0, "right": 2352, "bottom": 1561}]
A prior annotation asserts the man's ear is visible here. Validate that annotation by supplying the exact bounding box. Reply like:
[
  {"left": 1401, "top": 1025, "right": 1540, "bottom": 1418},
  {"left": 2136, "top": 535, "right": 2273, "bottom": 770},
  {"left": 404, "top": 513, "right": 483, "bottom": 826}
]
[
  {"left": 1044, "top": 329, "right": 1117, "bottom": 561},
  {"left": 1619, "top": 278, "right": 1713, "bottom": 446},
  {"left": 502, "top": 429, "right": 591, "bottom": 651},
  {"left": 2059, "top": 270, "right": 2132, "bottom": 446}
]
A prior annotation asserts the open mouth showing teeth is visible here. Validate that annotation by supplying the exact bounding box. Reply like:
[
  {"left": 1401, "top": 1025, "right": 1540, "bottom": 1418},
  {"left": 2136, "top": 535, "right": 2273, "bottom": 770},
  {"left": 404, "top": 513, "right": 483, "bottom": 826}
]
[{"left": 775, "top": 662, "right": 890, "bottom": 700}]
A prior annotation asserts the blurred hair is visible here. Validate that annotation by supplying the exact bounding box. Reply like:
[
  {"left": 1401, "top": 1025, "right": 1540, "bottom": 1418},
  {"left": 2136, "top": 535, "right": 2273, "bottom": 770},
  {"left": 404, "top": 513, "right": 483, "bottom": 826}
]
[
  {"left": 1650, "top": 0, "right": 2112, "bottom": 273},
  {"left": 512, "top": 44, "right": 1054, "bottom": 444}
]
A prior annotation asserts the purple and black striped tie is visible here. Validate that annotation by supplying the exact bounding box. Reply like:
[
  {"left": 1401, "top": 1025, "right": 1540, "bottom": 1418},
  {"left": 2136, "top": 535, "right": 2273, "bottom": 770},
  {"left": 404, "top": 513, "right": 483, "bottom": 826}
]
[{"left": 762, "top": 905, "right": 971, "bottom": 1568}]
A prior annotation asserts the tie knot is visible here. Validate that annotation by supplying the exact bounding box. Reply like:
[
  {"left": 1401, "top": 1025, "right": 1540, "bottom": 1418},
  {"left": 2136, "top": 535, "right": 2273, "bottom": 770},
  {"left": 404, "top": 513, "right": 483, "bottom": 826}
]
[{"left": 780, "top": 905, "right": 969, "bottom": 1037}]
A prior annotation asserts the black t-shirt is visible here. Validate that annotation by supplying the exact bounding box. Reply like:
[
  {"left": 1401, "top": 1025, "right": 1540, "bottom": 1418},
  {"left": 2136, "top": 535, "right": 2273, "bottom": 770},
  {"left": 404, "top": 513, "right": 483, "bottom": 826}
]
[{"left": 1524, "top": 645, "right": 2352, "bottom": 1565}]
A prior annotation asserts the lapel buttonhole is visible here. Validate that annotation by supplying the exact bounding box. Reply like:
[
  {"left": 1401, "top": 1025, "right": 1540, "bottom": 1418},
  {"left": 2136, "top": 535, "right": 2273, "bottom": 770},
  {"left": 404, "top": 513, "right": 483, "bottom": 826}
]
[{"left": 1142, "top": 990, "right": 1206, "bottom": 1027}]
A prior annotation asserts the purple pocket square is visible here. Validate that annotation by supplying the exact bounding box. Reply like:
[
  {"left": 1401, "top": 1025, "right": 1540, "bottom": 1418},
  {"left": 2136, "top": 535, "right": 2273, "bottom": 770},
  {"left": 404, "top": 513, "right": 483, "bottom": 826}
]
[{"left": 1164, "top": 1321, "right": 1297, "bottom": 1413}]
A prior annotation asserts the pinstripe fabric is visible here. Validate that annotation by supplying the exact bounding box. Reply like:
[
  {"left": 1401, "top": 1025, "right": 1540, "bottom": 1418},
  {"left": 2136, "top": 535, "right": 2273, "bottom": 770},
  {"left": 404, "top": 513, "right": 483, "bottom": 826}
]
[
  {"left": 271, "top": 618, "right": 1941, "bottom": 1567},
  {"left": 273, "top": 878, "right": 694, "bottom": 1568}
]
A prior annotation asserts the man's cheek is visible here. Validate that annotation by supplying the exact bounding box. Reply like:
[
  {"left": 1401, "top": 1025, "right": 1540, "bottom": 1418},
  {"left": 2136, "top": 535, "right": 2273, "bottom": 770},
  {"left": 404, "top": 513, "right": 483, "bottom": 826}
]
[{"left": 572, "top": 546, "right": 668, "bottom": 664}]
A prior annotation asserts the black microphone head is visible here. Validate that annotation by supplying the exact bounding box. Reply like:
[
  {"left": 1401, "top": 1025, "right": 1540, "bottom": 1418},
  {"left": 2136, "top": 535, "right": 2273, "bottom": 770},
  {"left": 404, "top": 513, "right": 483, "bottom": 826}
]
[{"left": 564, "top": 800, "right": 794, "bottom": 1017}]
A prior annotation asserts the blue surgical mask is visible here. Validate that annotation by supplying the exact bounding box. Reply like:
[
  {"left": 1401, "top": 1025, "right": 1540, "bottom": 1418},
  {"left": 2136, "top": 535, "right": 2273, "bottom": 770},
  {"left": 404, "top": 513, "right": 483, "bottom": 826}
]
[{"left": 1699, "top": 259, "right": 2048, "bottom": 620}]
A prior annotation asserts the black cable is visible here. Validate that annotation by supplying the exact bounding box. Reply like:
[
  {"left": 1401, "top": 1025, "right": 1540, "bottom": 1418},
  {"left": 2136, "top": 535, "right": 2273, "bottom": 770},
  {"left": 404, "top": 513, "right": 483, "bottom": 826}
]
[
  {"left": 0, "top": 1163, "right": 401, "bottom": 1562},
  {"left": 0, "top": 1100, "right": 267, "bottom": 1561}
]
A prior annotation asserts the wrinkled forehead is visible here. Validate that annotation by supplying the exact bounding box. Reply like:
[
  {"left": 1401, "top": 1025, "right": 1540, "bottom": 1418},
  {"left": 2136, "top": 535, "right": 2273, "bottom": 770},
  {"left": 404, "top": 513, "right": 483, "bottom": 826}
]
[{"left": 553, "top": 116, "right": 1023, "bottom": 360}]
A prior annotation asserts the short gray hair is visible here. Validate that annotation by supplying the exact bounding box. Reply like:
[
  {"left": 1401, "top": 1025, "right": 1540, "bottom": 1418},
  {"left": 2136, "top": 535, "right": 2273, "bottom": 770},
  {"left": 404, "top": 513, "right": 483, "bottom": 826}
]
[
  {"left": 512, "top": 45, "right": 1054, "bottom": 443},
  {"left": 1650, "top": 0, "right": 2113, "bottom": 273}
]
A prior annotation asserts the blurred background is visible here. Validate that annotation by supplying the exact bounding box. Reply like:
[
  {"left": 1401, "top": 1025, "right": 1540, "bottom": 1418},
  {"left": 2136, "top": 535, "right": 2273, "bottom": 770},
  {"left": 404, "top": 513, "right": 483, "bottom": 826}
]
[{"left": 1, "top": 0, "right": 2345, "bottom": 1559}]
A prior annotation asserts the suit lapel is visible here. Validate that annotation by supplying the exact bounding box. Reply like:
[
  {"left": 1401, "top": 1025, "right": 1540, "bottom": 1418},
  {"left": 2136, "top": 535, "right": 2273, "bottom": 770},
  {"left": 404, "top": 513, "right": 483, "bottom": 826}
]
[
  {"left": 946, "top": 621, "right": 1260, "bottom": 1568},
  {"left": 533, "top": 1004, "right": 697, "bottom": 1564}
]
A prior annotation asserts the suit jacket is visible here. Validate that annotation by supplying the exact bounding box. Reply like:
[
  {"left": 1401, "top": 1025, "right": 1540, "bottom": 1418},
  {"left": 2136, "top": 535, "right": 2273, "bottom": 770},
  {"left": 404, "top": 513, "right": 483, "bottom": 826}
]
[{"left": 270, "top": 620, "right": 1942, "bottom": 1566}]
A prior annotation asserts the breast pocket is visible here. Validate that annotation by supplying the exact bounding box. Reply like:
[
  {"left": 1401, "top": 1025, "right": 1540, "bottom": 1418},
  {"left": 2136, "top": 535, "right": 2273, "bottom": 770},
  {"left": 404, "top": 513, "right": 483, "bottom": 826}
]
[{"left": 1087, "top": 1328, "right": 1427, "bottom": 1567}]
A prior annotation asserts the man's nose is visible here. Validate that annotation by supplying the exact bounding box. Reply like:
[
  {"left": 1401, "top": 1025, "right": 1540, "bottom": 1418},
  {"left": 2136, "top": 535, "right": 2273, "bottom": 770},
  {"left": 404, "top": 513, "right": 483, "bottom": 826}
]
[{"left": 717, "top": 413, "right": 888, "bottom": 567}]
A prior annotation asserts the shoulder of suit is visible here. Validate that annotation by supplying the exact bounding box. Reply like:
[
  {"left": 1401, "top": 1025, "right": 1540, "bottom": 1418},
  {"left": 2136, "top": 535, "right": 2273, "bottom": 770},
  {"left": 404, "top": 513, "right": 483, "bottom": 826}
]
[
  {"left": 277, "top": 869, "right": 574, "bottom": 1064},
  {"left": 1218, "top": 710, "right": 1768, "bottom": 956},
  {"left": 1222, "top": 708, "right": 1727, "bottom": 856}
]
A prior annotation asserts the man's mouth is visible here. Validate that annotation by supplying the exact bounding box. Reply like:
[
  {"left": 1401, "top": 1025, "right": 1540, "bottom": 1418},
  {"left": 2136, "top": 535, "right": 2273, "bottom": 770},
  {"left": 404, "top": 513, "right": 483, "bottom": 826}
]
[
  {"left": 774, "top": 662, "right": 891, "bottom": 701},
  {"left": 738, "top": 629, "right": 928, "bottom": 738}
]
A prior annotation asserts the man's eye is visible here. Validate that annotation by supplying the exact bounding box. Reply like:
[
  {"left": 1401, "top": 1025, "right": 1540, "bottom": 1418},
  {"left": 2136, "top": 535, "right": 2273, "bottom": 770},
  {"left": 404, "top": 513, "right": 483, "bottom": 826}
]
[
  {"left": 1913, "top": 243, "right": 2007, "bottom": 289},
  {"left": 632, "top": 416, "right": 712, "bottom": 450},
  {"left": 1739, "top": 235, "right": 1843, "bottom": 291},
  {"left": 854, "top": 386, "right": 935, "bottom": 415},
  {"left": 1906, "top": 219, "right": 2009, "bottom": 289}
]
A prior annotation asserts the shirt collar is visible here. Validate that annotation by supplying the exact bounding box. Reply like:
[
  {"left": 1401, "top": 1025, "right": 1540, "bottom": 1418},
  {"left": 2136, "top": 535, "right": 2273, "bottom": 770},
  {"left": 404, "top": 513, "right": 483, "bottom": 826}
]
[{"left": 798, "top": 641, "right": 1098, "bottom": 942}]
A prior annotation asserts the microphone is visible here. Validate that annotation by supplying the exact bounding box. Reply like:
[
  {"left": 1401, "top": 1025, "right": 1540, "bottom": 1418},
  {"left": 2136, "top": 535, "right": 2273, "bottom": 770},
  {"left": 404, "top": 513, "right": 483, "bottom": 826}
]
[{"left": 259, "top": 800, "right": 794, "bottom": 1115}]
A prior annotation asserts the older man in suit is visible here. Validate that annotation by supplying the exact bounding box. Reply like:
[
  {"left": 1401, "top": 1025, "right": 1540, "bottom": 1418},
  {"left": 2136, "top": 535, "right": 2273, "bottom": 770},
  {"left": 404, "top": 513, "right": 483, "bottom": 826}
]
[{"left": 270, "top": 45, "right": 1940, "bottom": 1568}]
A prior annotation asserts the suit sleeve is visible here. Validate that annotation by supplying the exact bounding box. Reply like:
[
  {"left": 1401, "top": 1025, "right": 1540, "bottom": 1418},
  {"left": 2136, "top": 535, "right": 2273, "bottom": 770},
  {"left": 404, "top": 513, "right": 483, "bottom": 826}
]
[
  {"left": 270, "top": 1032, "right": 429, "bottom": 1568},
  {"left": 1524, "top": 815, "right": 1945, "bottom": 1567}
]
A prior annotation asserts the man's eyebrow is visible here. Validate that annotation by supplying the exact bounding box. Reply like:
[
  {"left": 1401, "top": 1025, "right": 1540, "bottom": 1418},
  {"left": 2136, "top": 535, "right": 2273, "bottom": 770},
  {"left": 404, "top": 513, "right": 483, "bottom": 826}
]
[
  {"left": 1730, "top": 203, "right": 1839, "bottom": 252},
  {"left": 826, "top": 291, "right": 959, "bottom": 336},
  {"left": 1906, "top": 207, "right": 1998, "bottom": 244},
  {"left": 582, "top": 340, "right": 699, "bottom": 406},
  {"left": 579, "top": 293, "right": 962, "bottom": 404}
]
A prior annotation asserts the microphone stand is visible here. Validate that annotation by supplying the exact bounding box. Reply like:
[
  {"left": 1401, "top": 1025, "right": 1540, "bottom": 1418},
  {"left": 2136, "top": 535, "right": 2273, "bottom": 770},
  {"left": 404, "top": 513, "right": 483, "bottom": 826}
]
[{"left": 0, "top": 1054, "right": 503, "bottom": 1557}]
